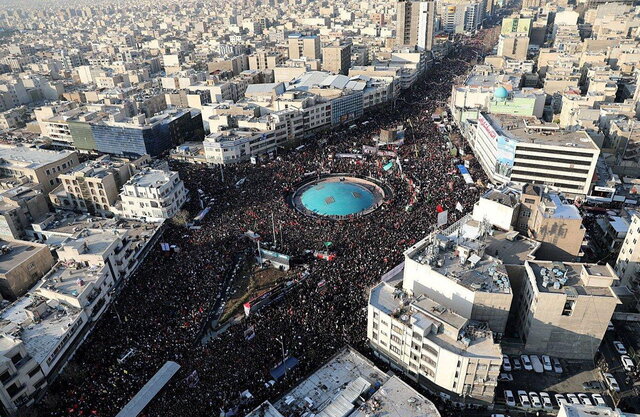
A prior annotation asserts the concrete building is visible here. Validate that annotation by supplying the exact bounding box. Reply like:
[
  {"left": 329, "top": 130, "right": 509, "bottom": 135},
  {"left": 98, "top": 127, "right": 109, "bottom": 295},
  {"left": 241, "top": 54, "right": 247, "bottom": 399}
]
[
  {"left": 248, "top": 52, "right": 284, "bottom": 71},
  {"left": 245, "top": 346, "right": 440, "bottom": 417},
  {"left": 558, "top": 404, "right": 640, "bottom": 417},
  {"left": 50, "top": 155, "right": 147, "bottom": 216},
  {"left": 615, "top": 212, "right": 640, "bottom": 289},
  {"left": 287, "top": 34, "right": 321, "bottom": 60},
  {"left": 118, "top": 168, "right": 188, "bottom": 222},
  {"left": 497, "top": 34, "right": 529, "bottom": 61},
  {"left": 396, "top": 0, "right": 437, "bottom": 51},
  {"left": 322, "top": 43, "right": 352, "bottom": 75},
  {"left": 0, "top": 240, "right": 54, "bottom": 300},
  {"left": 514, "top": 261, "right": 620, "bottom": 359},
  {"left": 471, "top": 112, "right": 600, "bottom": 198},
  {"left": 440, "top": 1, "right": 485, "bottom": 34},
  {"left": 0, "top": 146, "right": 79, "bottom": 194},
  {"left": 0, "top": 183, "right": 49, "bottom": 240}
]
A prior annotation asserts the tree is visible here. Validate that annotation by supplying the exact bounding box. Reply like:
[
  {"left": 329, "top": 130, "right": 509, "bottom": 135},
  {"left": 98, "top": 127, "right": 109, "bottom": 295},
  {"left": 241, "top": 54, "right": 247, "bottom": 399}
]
[{"left": 171, "top": 209, "right": 190, "bottom": 227}]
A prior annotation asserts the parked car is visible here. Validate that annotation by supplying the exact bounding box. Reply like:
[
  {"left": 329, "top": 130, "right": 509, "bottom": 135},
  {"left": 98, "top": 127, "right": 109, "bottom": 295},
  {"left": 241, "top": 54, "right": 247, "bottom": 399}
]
[
  {"left": 530, "top": 355, "right": 544, "bottom": 373},
  {"left": 621, "top": 355, "right": 635, "bottom": 372},
  {"left": 502, "top": 355, "right": 512, "bottom": 372},
  {"left": 567, "top": 394, "right": 581, "bottom": 405},
  {"left": 608, "top": 321, "right": 615, "bottom": 331},
  {"left": 521, "top": 355, "right": 533, "bottom": 371},
  {"left": 504, "top": 390, "right": 516, "bottom": 407},
  {"left": 592, "top": 394, "right": 606, "bottom": 407},
  {"left": 553, "top": 357, "right": 563, "bottom": 374},
  {"left": 582, "top": 381, "right": 602, "bottom": 390},
  {"left": 498, "top": 373, "right": 513, "bottom": 382},
  {"left": 578, "top": 393, "right": 593, "bottom": 406},
  {"left": 603, "top": 373, "right": 621, "bottom": 392},
  {"left": 540, "top": 392, "right": 553, "bottom": 409},
  {"left": 529, "top": 392, "right": 542, "bottom": 408},
  {"left": 513, "top": 357, "right": 522, "bottom": 371},
  {"left": 613, "top": 341, "right": 627, "bottom": 355},
  {"left": 518, "top": 391, "right": 531, "bottom": 408},
  {"left": 555, "top": 394, "right": 568, "bottom": 407},
  {"left": 542, "top": 355, "right": 553, "bottom": 372}
]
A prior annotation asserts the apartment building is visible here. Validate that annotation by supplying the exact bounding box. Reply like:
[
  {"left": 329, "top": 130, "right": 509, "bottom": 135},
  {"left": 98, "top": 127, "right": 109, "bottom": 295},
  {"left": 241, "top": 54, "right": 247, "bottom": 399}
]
[
  {"left": 0, "top": 183, "right": 49, "bottom": 240},
  {"left": 471, "top": 112, "right": 600, "bottom": 198},
  {"left": 322, "top": 43, "right": 352, "bottom": 75},
  {"left": 497, "top": 34, "right": 529, "bottom": 61},
  {"left": 0, "top": 240, "right": 54, "bottom": 300},
  {"left": 396, "top": 0, "right": 437, "bottom": 51},
  {"left": 248, "top": 52, "right": 284, "bottom": 71},
  {"left": 0, "top": 146, "right": 79, "bottom": 194},
  {"left": 50, "top": 155, "right": 147, "bottom": 216},
  {"left": 118, "top": 169, "right": 188, "bottom": 222},
  {"left": 514, "top": 261, "right": 620, "bottom": 359},
  {"left": 287, "top": 34, "right": 321, "bottom": 60},
  {"left": 615, "top": 212, "right": 640, "bottom": 289}
]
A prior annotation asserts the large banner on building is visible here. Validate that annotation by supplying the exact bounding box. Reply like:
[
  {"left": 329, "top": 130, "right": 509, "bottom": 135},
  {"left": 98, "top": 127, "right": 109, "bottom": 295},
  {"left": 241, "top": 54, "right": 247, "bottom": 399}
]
[{"left": 495, "top": 136, "right": 516, "bottom": 178}]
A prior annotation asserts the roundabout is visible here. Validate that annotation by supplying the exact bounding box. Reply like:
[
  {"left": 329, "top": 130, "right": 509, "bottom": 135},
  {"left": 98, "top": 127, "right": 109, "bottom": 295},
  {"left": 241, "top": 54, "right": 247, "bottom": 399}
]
[{"left": 292, "top": 175, "right": 390, "bottom": 219}]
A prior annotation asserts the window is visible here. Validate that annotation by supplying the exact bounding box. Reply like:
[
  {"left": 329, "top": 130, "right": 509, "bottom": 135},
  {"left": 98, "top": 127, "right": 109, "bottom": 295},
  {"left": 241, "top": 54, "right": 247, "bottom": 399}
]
[
  {"left": 391, "top": 334, "right": 402, "bottom": 344},
  {"left": 389, "top": 345, "right": 401, "bottom": 355},
  {"left": 27, "top": 367, "right": 40, "bottom": 379},
  {"left": 562, "top": 300, "right": 576, "bottom": 316},
  {"left": 6, "top": 383, "right": 21, "bottom": 397},
  {"left": 0, "top": 370, "right": 12, "bottom": 384},
  {"left": 10, "top": 353, "right": 22, "bottom": 366}
]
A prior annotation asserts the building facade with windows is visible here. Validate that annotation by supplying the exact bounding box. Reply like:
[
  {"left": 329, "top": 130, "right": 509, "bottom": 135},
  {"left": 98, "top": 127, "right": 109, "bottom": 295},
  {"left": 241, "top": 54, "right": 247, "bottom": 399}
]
[{"left": 118, "top": 169, "right": 188, "bottom": 222}]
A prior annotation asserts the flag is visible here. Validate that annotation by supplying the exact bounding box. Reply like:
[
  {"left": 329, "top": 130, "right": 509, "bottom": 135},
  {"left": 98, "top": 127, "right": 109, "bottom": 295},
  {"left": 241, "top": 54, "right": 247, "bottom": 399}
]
[
  {"left": 436, "top": 204, "right": 444, "bottom": 213},
  {"left": 456, "top": 202, "right": 464, "bottom": 212},
  {"left": 437, "top": 210, "right": 448, "bottom": 227},
  {"left": 324, "top": 241, "right": 333, "bottom": 247}
]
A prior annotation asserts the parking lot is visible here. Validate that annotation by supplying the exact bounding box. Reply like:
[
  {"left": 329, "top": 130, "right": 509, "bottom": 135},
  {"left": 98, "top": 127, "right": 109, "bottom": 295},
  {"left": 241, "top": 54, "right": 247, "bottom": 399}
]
[{"left": 494, "top": 354, "right": 614, "bottom": 415}]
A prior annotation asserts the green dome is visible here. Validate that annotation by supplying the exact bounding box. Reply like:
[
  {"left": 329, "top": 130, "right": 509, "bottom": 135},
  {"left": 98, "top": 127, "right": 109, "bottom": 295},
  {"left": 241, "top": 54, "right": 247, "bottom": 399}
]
[{"left": 494, "top": 86, "right": 509, "bottom": 99}]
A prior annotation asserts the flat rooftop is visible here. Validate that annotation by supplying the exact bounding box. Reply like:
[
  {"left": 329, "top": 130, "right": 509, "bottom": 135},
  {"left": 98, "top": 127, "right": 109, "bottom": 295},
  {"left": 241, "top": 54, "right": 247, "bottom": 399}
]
[
  {"left": 485, "top": 113, "right": 599, "bottom": 150},
  {"left": 127, "top": 169, "right": 174, "bottom": 188},
  {"left": 0, "top": 240, "right": 45, "bottom": 275},
  {"left": 0, "top": 145, "right": 75, "bottom": 169},
  {"left": 0, "top": 295, "right": 82, "bottom": 364},
  {"left": 38, "top": 261, "right": 104, "bottom": 299},
  {"left": 350, "top": 376, "right": 440, "bottom": 417},
  {"left": 484, "top": 232, "right": 540, "bottom": 265},
  {"left": 527, "top": 261, "right": 617, "bottom": 297}
]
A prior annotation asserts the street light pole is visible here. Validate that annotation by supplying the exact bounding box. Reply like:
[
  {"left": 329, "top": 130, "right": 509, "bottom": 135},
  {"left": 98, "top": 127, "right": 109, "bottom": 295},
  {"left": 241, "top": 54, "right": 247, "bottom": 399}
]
[{"left": 277, "top": 337, "right": 287, "bottom": 378}]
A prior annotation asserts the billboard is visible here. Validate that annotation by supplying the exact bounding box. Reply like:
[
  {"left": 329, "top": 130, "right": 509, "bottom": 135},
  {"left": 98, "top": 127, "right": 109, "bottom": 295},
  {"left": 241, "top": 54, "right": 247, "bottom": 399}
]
[{"left": 495, "top": 135, "right": 516, "bottom": 178}]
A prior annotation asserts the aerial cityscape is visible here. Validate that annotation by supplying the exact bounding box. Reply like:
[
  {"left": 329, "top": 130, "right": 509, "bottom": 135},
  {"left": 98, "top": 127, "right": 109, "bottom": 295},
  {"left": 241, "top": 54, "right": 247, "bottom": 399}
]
[{"left": 0, "top": 0, "right": 638, "bottom": 416}]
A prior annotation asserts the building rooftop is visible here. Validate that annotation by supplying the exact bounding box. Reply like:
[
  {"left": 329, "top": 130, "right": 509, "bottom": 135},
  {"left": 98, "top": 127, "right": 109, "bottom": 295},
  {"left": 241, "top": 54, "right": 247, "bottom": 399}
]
[
  {"left": 37, "top": 261, "right": 104, "bottom": 300},
  {"left": 560, "top": 404, "right": 640, "bottom": 417},
  {"left": 0, "top": 295, "right": 82, "bottom": 364},
  {"left": 527, "top": 261, "right": 619, "bottom": 298},
  {"left": 485, "top": 113, "right": 599, "bottom": 150},
  {"left": 126, "top": 168, "right": 175, "bottom": 188},
  {"left": 0, "top": 240, "right": 47, "bottom": 276},
  {"left": 0, "top": 145, "right": 75, "bottom": 170}
]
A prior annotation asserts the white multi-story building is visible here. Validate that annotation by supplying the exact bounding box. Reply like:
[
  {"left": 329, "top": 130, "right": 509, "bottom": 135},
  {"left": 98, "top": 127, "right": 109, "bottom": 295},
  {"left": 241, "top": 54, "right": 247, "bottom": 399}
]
[
  {"left": 118, "top": 169, "right": 188, "bottom": 222},
  {"left": 471, "top": 112, "right": 600, "bottom": 198},
  {"left": 615, "top": 212, "right": 640, "bottom": 289}
]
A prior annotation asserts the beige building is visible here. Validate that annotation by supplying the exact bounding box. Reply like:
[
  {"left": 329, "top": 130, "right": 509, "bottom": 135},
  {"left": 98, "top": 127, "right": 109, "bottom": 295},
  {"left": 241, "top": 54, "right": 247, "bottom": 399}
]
[
  {"left": 248, "top": 51, "right": 284, "bottom": 71},
  {"left": 515, "top": 184, "right": 585, "bottom": 261},
  {"left": 0, "top": 146, "right": 79, "bottom": 194},
  {"left": 287, "top": 35, "right": 321, "bottom": 60},
  {"left": 396, "top": 0, "right": 437, "bottom": 51},
  {"left": 514, "top": 261, "right": 620, "bottom": 359},
  {"left": 322, "top": 43, "right": 352, "bottom": 75},
  {"left": 0, "top": 182, "right": 49, "bottom": 240},
  {"left": 614, "top": 212, "right": 640, "bottom": 289},
  {"left": 497, "top": 34, "right": 529, "bottom": 61},
  {"left": 0, "top": 239, "right": 54, "bottom": 300},
  {"left": 50, "top": 155, "right": 148, "bottom": 216}
]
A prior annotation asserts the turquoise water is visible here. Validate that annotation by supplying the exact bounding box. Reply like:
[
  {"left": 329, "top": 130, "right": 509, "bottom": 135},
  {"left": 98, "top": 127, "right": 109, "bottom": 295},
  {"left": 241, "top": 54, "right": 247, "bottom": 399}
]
[{"left": 300, "top": 181, "right": 375, "bottom": 216}]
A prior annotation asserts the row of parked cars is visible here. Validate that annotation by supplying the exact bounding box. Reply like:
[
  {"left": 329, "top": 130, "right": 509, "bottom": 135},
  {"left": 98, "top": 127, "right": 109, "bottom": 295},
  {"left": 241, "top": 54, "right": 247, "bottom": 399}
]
[
  {"left": 612, "top": 340, "right": 636, "bottom": 372},
  {"left": 502, "top": 354, "right": 562, "bottom": 373},
  {"left": 504, "top": 390, "right": 607, "bottom": 409}
]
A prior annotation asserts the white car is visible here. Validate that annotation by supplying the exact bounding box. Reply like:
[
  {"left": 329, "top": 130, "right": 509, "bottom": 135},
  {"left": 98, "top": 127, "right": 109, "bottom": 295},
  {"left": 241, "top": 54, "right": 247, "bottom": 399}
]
[
  {"left": 540, "top": 392, "right": 553, "bottom": 409},
  {"left": 529, "top": 392, "right": 542, "bottom": 408},
  {"left": 498, "top": 373, "right": 513, "bottom": 382},
  {"left": 567, "top": 394, "right": 581, "bottom": 405},
  {"left": 518, "top": 390, "right": 531, "bottom": 408},
  {"left": 502, "top": 355, "right": 512, "bottom": 372},
  {"left": 521, "top": 355, "right": 533, "bottom": 371},
  {"left": 592, "top": 394, "right": 606, "bottom": 407},
  {"left": 578, "top": 393, "right": 593, "bottom": 406},
  {"left": 613, "top": 341, "right": 627, "bottom": 355},
  {"left": 504, "top": 390, "right": 516, "bottom": 407},
  {"left": 553, "top": 358, "right": 563, "bottom": 374},
  {"left": 542, "top": 355, "right": 553, "bottom": 372},
  {"left": 555, "top": 394, "right": 568, "bottom": 407},
  {"left": 621, "top": 355, "right": 635, "bottom": 372},
  {"left": 603, "top": 373, "right": 621, "bottom": 392}
]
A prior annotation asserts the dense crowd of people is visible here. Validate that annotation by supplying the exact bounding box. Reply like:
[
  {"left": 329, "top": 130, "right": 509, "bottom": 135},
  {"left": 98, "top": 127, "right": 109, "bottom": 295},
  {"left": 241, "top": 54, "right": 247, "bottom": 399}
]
[{"left": 39, "top": 30, "right": 497, "bottom": 417}]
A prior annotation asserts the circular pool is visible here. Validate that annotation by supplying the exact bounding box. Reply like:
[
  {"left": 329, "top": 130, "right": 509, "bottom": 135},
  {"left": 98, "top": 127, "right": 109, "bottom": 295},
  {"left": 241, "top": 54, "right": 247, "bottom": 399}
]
[{"left": 292, "top": 176, "right": 388, "bottom": 219}]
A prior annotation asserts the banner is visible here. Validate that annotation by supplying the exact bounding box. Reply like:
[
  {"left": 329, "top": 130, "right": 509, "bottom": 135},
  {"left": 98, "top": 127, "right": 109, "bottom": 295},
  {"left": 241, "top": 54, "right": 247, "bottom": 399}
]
[
  {"left": 437, "top": 210, "right": 448, "bottom": 227},
  {"left": 456, "top": 202, "right": 464, "bottom": 212},
  {"left": 244, "top": 302, "right": 252, "bottom": 317},
  {"left": 160, "top": 243, "right": 170, "bottom": 252}
]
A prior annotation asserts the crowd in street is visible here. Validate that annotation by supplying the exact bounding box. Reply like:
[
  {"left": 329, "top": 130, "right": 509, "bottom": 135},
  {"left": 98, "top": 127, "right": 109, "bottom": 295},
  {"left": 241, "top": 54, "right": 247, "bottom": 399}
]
[{"left": 39, "top": 30, "right": 497, "bottom": 417}]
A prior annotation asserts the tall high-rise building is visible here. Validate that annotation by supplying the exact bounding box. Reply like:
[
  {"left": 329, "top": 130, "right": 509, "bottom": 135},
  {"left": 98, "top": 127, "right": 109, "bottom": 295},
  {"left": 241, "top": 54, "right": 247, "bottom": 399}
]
[
  {"left": 322, "top": 42, "right": 352, "bottom": 75},
  {"left": 287, "top": 34, "right": 321, "bottom": 60},
  {"left": 396, "top": 0, "right": 436, "bottom": 51}
]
